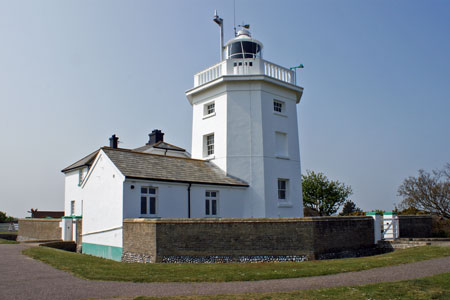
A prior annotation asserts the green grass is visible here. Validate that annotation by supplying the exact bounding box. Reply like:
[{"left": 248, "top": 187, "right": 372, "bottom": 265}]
[
  {"left": 0, "top": 238, "right": 18, "bottom": 244},
  {"left": 135, "top": 271, "right": 450, "bottom": 300},
  {"left": 0, "top": 230, "right": 18, "bottom": 234},
  {"left": 22, "top": 246, "right": 450, "bottom": 283}
]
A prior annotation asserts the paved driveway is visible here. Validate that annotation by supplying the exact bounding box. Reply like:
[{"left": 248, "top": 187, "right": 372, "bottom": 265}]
[{"left": 1, "top": 244, "right": 450, "bottom": 300}]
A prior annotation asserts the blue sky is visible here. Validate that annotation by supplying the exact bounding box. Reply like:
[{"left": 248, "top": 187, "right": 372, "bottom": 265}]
[{"left": 1, "top": 0, "right": 449, "bottom": 218}]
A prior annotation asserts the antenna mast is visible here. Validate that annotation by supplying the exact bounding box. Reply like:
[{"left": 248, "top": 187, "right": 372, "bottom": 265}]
[
  {"left": 233, "top": 0, "right": 237, "bottom": 36},
  {"left": 213, "top": 10, "right": 224, "bottom": 61}
]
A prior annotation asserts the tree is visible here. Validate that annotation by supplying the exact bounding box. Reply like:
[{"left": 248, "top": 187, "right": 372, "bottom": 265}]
[
  {"left": 0, "top": 211, "right": 14, "bottom": 223},
  {"left": 398, "top": 163, "right": 450, "bottom": 218},
  {"left": 302, "top": 170, "right": 353, "bottom": 216},
  {"left": 339, "top": 200, "right": 362, "bottom": 216}
]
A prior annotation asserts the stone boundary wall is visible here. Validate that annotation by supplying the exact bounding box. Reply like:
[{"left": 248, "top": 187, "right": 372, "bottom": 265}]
[
  {"left": 17, "top": 218, "right": 62, "bottom": 241},
  {"left": 399, "top": 215, "right": 432, "bottom": 238},
  {"left": 122, "top": 217, "right": 374, "bottom": 263}
]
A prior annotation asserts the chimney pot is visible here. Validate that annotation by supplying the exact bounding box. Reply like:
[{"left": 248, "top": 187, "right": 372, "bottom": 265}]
[{"left": 109, "top": 134, "right": 119, "bottom": 148}]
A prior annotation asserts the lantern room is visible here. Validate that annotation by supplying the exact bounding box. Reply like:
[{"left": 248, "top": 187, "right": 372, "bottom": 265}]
[{"left": 224, "top": 29, "right": 263, "bottom": 60}]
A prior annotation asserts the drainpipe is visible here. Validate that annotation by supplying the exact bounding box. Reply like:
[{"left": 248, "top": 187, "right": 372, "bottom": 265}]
[{"left": 187, "top": 183, "right": 192, "bottom": 218}]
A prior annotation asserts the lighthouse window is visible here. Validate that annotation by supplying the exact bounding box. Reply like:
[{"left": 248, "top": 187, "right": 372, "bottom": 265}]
[
  {"left": 274, "top": 100, "right": 283, "bottom": 113},
  {"left": 278, "top": 179, "right": 288, "bottom": 201},
  {"left": 207, "top": 103, "right": 215, "bottom": 114},
  {"left": 228, "top": 41, "right": 261, "bottom": 59},
  {"left": 203, "top": 102, "right": 216, "bottom": 118},
  {"left": 206, "top": 134, "right": 214, "bottom": 156}
]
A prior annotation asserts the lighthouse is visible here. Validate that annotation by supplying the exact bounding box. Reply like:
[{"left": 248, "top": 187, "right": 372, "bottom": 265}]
[{"left": 186, "top": 15, "right": 304, "bottom": 218}]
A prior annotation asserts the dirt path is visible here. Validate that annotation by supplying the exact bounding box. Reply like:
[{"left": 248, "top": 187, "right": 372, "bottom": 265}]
[{"left": 1, "top": 244, "right": 450, "bottom": 300}]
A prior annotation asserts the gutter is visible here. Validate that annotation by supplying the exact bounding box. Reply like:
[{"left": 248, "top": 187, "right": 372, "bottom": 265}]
[
  {"left": 187, "top": 183, "right": 192, "bottom": 218},
  {"left": 125, "top": 176, "right": 248, "bottom": 187}
]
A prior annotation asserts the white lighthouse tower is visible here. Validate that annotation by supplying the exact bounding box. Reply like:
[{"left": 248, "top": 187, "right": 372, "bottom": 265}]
[{"left": 186, "top": 16, "right": 304, "bottom": 218}]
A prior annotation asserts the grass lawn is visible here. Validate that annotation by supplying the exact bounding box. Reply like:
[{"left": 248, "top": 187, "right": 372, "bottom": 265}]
[
  {"left": 22, "top": 246, "right": 450, "bottom": 283},
  {"left": 0, "top": 238, "right": 18, "bottom": 244},
  {"left": 134, "top": 271, "right": 450, "bottom": 300}
]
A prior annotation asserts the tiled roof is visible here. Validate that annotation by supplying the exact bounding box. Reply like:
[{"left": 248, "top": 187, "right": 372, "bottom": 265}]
[
  {"left": 61, "top": 150, "right": 99, "bottom": 173},
  {"left": 102, "top": 147, "right": 248, "bottom": 187},
  {"left": 133, "top": 141, "right": 186, "bottom": 153}
]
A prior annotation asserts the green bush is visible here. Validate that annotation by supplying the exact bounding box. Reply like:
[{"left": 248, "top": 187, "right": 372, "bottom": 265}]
[{"left": 432, "top": 216, "right": 450, "bottom": 237}]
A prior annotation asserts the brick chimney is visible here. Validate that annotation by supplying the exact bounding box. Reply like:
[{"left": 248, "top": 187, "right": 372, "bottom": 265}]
[
  {"left": 109, "top": 134, "right": 119, "bottom": 148},
  {"left": 147, "top": 129, "right": 164, "bottom": 145}
]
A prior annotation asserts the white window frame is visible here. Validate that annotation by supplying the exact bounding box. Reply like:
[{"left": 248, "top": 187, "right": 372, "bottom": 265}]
[
  {"left": 273, "top": 100, "right": 283, "bottom": 113},
  {"left": 273, "top": 99, "right": 287, "bottom": 117},
  {"left": 78, "top": 169, "right": 83, "bottom": 186},
  {"left": 140, "top": 186, "right": 158, "bottom": 216},
  {"left": 277, "top": 179, "right": 288, "bottom": 201},
  {"left": 70, "top": 200, "right": 75, "bottom": 216},
  {"left": 205, "top": 190, "right": 219, "bottom": 216},
  {"left": 203, "top": 133, "right": 215, "bottom": 157},
  {"left": 203, "top": 101, "right": 216, "bottom": 119}
]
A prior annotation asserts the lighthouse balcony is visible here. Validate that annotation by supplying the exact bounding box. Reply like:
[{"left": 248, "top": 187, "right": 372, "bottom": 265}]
[{"left": 194, "top": 58, "right": 295, "bottom": 87}]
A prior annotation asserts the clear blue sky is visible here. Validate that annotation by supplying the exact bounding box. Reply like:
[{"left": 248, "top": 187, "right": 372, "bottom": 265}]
[{"left": 1, "top": 0, "right": 449, "bottom": 218}]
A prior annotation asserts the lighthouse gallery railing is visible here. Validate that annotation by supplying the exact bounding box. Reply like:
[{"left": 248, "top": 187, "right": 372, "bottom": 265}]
[{"left": 194, "top": 59, "right": 295, "bottom": 87}]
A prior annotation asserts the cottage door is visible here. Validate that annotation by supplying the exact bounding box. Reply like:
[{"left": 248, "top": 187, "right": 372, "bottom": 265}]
[{"left": 63, "top": 218, "right": 73, "bottom": 241}]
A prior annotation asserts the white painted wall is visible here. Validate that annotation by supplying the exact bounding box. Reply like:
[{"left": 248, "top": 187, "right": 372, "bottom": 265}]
[
  {"left": 123, "top": 179, "right": 247, "bottom": 219},
  {"left": 81, "top": 150, "right": 125, "bottom": 248},
  {"left": 123, "top": 180, "right": 188, "bottom": 218},
  {"left": 63, "top": 167, "right": 88, "bottom": 217},
  {"left": 189, "top": 185, "right": 247, "bottom": 218},
  {"left": 188, "top": 77, "right": 303, "bottom": 218},
  {"left": 260, "top": 84, "right": 303, "bottom": 217},
  {"left": 191, "top": 87, "right": 228, "bottom": 171}
]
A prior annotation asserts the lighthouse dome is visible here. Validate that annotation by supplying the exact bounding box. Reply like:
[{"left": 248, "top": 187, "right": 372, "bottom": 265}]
[{"left": 224, "top": 29, "right": 263, "bottom": 59}]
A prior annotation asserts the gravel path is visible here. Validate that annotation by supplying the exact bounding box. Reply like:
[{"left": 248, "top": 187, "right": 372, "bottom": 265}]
[{"left": 1, "top": 244, "right": 450, "bottom": 300}]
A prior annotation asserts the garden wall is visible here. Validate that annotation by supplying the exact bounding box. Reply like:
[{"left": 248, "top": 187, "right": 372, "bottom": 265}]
[
  {"left": 398, "top": 215, "right": 432, "bottom": 238},
  {"left": 122, "top": 217, "right": 375, "bottom": 263},
  {"left": 17, "top": 218, "right": 62, "bottom": 241}
]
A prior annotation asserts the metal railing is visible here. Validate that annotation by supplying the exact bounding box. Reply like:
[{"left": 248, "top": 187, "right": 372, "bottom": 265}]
[{"left": 0, "top": 223, "right": 19, "bottom": 231}]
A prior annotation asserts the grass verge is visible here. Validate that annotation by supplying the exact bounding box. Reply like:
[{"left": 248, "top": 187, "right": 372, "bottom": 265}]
[
  {"left": 0, "top": 238, "right": 18, "bottom": 244},
  {"left": 0, "top": 230, "right": 18, "bottom": 234},
  {"left": 134, "top": 271, "right": 450, "bottom": 300},
  {"left": 22, "top": 246, "right": 450, "bottom": 283}
]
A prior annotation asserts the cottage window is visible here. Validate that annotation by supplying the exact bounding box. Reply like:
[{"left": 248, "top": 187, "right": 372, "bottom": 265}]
[
  {"left": 140, "top": 186, "right": 157, "bottom": 215},
  {"left": 278, "top": 179, "right": 288, "bottom": 201},
  {"left": 205, "top": 191, "right": 218, "bottom": 216},
  {"left": 70, "top": 200, "right": 75, "bottom": 216},
  {"left": 78, "top": 169, "right": 83, "bottom": 186}
]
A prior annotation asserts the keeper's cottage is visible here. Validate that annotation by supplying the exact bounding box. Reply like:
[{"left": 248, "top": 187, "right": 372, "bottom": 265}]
[{"left": 62, "top": 16, "right": 304, "bottom": 260}]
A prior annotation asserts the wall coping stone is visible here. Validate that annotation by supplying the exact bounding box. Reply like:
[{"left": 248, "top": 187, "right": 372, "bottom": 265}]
[
  {"left": 19, "top": 218, "right": 62, "bottom": 222},
  {"left": 123, "top": 216, "right": 373, "bottom": 224},
  {"left": 398, "top": 215, "right": 432, "bottom": 218}
]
